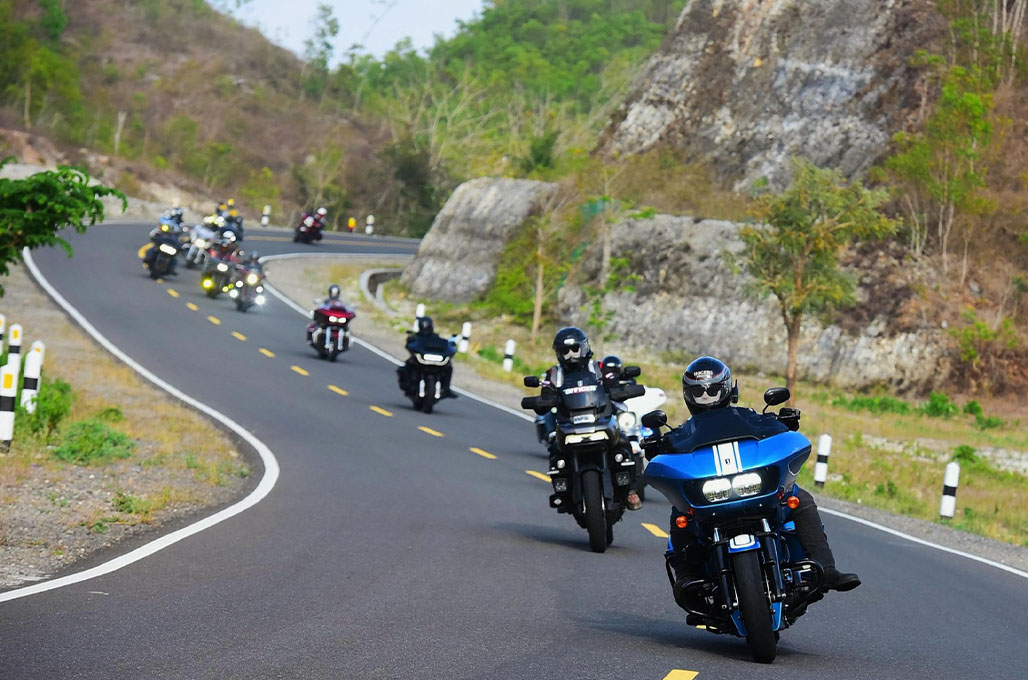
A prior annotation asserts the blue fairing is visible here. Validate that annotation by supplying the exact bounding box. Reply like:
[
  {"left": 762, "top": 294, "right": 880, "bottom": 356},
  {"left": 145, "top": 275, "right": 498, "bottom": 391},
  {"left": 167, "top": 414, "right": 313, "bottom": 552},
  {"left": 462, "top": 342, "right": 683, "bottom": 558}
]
[{"left": 643, "top": 430, "right": 811, "bottom": 514}]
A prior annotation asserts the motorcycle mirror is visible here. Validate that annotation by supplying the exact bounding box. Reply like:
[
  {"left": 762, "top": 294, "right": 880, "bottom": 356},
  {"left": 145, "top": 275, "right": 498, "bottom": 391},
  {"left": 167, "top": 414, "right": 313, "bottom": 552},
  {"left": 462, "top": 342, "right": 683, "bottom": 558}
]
[
  {"left": 523, "top": 376, "right": 541, "bottom": 388},
  {"left": 641, "top": 410, "right": 667, "bottom": 431},
  {"left": 622, "top": 365, "right": 641, "bottom": 379},
  {"left": 763, "top": 387, "right": 790, "bottom": 408}
]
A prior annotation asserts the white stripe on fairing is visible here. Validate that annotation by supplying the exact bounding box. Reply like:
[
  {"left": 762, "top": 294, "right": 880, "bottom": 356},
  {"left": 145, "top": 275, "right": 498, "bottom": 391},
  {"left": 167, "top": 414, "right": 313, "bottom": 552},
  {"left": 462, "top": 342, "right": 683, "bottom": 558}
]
[
  {"left": 713, "top": 441, "right": 740, "bottom": 476},
  {"left": 2, "top": 249, "right": 281, "bottom": 603}
]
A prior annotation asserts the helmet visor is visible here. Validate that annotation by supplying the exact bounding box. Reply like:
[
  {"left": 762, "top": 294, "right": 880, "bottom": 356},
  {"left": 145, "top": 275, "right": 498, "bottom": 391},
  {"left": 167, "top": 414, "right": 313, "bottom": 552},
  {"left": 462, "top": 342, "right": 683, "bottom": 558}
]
[
  {"left": 559, "top": 344, "right": 582, "bottom": 360},
  {"left": 687, "top": 383, "right": 727, "bottom": 405}
]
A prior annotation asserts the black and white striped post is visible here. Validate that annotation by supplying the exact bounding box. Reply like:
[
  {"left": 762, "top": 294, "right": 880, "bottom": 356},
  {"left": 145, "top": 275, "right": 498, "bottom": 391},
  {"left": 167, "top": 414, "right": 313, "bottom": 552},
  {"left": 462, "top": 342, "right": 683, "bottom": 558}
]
[
  {"left": 7, "top": 323, "right": 22, "bottom": 357},
  {"left": 261, "top": 205, "right": 271, "bottom": 226},
  {"left": 29, "top": 339, "right": 45, "bottom": 366},
  {"left": 20, "top": 342, "right": 43, "bottom": 413},
  {"left": 458, "top": 322, "right": 471, "bottom": 354},
  {"left": 412, "top": 303, "right": 426, "bottom": 331},
  {"left": 503, "top": 339, "right": 516, "bottom": 372},
  {"left": 0, "top": 364, "right": 17, "bottom": 452},
  {"left": 940, "top": 461, "right": 960, "bottom": 519},
  {"left": 814, "top": 434, "right": 831, "bottom": 487},
  {"left": 0, "top": 313, "right": 5, "bottom": 346}
]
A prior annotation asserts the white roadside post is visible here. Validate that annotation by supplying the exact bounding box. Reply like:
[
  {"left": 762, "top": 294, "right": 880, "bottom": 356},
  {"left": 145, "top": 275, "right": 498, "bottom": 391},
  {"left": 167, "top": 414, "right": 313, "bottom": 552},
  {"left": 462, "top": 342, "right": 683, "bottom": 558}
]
[
  {"left": 21, "top": 344, "right": 43, "bottom": 413},
  {"left": 0, "top": 364, "right": 17, "bottom": 452},
  {"left": 412, "top": 303, "right": 426, "bottom": 331},
  {"left": 261, "top": 205, "right": 271, "bottom": 226},
  {"left": 365, "top": 214, "right": 375, "bottom": 235},
  {"left": 503, "top": 339, "right": 516, "bottom": 372},
  {"left": 30, "top": 340, "right": 45, "bottom": 366},
  {"left": 814, "top": 434, "right": 831, "bottom": 488},
  {"left": 458, "top": 322, "right": 471, "bottom": 354},
  {"left": 940, "top": 462, "right": 961, "bottom": 519},
  {"left": 7, "top": 323, "right": 22, "bottom": 357}
]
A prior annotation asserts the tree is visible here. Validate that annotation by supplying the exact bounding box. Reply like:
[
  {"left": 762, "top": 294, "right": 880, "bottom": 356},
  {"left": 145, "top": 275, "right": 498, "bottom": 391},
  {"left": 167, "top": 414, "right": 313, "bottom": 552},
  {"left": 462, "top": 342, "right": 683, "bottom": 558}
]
[
  {"left": 301, "top": 3, "right": 340, "bottom": 101},
  {"left": 0, "top": 160, "right": 125, "bottom": 296},
  {"left": 734, "top": 160, "right": 898, "bottom": 399}
]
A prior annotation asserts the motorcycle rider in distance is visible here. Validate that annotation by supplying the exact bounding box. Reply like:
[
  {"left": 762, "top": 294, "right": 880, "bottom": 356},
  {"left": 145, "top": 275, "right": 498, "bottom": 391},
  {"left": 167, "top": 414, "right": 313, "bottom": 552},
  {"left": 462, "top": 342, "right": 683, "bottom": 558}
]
[
  {"left": 648, "top": 356, "right": 861, "bottom": 601},
  {"left": 397, "top": 316, "right": 457, "bottom": 398},
  {"left": 538, "top": 328, "right": 642, "bottom": 510},
  {"left": 306, "top": 285, "right": 351, "bottom": 345}
]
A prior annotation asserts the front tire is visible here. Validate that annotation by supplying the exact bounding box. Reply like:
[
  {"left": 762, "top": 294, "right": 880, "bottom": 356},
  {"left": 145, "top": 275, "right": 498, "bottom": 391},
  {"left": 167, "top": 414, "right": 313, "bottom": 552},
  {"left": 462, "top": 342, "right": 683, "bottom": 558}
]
[
  {"left": 582, "top": 469, "right": 607, "bottom": 553},
  {"left": 732, "top": 549, "right": 777, "bottom": 663},
  {"left": 421, "top": 375, "right": 436, "bottom": 414}
]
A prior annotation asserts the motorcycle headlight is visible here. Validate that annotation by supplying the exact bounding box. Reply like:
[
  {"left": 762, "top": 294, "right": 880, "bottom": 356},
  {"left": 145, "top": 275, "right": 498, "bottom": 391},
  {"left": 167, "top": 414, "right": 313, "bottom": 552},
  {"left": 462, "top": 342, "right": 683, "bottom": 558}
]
[
  {"left": 158, "top": 244, "right": 177, "bottom": 255},
  {"left": 217, "top": 263, "right": 228, "bottom": 272},
  {"left": 616, "top": 411, "right": 638, "bottom": 431},
  {"left": 731, "top": 472, "right": 763, "bottom": 498},
  {"left": 422, "top": 353, "right": 444, "bottom": 362},
  {"left": 202, "top": 278, "right": 213, "bottom": 289},
  {"left": 701, "top": 478, "right": 732, "bottom": 503},
  {"left": 246, "top": 273, "right": 259, "bottom": 285},
  {"left": 256, "top": 295, "right": 265, "bottom": 305},
  {"left": 195, "top": 239, "right": 206, "bottom": 248}
]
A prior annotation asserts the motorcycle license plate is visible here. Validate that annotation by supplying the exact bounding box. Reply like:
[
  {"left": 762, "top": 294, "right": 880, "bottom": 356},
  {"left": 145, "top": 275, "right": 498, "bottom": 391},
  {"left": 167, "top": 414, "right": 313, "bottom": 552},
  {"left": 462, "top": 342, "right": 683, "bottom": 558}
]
[{"left": 572, "top": 414, "right": 595, "bottom": 425}]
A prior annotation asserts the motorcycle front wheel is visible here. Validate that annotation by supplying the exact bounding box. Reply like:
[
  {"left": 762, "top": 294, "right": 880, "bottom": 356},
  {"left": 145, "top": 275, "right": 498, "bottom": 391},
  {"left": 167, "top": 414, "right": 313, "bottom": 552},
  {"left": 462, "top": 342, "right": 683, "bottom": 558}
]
[
  {"left": 732, "top": 549, "right": 777, "bottom": 663},
  {"left": 582, "top": 469, "right": 607, "bottom": 553},
  {"left": 422, "top": 375, "right": 436, "bottom": 414}
]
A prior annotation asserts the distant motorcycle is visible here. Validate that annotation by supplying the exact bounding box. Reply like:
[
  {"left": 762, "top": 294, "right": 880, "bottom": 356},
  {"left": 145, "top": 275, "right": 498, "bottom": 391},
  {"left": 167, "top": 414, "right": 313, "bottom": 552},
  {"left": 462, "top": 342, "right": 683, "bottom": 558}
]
[
  {"left": 306, "top": 301, "right": 354, "bottom": 360},
  {"left": 229, "top": 265, "right": 266, "bottom": 312},
  {"left": 143, "top": 221, "right": 184, "bottom": 279},
  {"left": 294, "top": 215, "right": 324, "bottom": 243},
  {"left": 521, "top": 371, "right": 645, "bottom": 552},
  {"left": 184, "top": 222, "right": 218, "bottom": 269}
]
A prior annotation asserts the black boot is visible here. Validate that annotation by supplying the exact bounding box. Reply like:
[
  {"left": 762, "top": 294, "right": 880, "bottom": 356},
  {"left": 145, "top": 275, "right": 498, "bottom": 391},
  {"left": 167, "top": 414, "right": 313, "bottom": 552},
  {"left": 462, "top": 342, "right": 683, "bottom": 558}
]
[
  {"left": 823, "top": 566, "right": 861, "bottom": 592},
  {"left": 792, "top": 488, "right": 860, "bottom": 592}
]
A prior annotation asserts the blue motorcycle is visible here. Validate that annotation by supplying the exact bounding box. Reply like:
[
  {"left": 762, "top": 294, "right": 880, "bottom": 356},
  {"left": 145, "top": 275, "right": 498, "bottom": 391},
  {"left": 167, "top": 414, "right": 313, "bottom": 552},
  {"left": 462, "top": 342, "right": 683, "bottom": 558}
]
[{"left": 641, "top": 387, "right": 826, "bottom": 663}]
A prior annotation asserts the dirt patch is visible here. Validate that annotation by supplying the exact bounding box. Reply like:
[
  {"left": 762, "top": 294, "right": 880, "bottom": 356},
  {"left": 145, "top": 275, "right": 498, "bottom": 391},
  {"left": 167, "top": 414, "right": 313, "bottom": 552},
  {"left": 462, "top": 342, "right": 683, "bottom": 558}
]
[{"left": 0, "top": 264, "right": 250, "bottom": 590}]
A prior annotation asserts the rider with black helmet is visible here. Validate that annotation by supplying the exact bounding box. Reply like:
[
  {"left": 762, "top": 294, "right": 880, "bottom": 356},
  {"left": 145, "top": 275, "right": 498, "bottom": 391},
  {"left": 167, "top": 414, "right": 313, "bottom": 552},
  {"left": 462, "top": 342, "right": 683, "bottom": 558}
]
[
  {"left": 655, "top": 356, "right": 860, "bottom": 602},
  {"left": 538, "top": 328, "right": 642, "bottom": 510},
  {"left": 397, "top": 316, "right": 457, "bottom": 398}
]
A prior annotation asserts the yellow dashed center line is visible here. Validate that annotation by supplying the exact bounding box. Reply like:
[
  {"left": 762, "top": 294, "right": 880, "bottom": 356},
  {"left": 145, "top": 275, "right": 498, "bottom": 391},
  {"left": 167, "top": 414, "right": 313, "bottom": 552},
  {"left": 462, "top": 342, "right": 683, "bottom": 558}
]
[
  {"left": 155, "top": 278, "right": 164, "bottom": 284},
  {"left": 370, "top": 405, "right": 393, "bottom": 417},
  {"left": 663, "top": 671, "right": 699, "bottom": 680},
  {"left": 470, "top": 447, "right": 496, "bottom": 460},
  {"left": 231, "top": 332, "right": 247, "bottom": 341},
  {"left": 207, "top": 315, "right": 221, "bottom": 325},
  {"left": 290, "top": 365, "right": 309, "bottom": 376},
  {"left": 418, "top": 426, "right": 444, "bottom": 437},
  {"left": 259, "top": 348, "right": 275, "bottom": 358},
  {"left": 328, "top": 384, "right": 348, "bottom": 396},
  {"left": 525, "top": 470, "right": 551, "bottom": 483},
  {"left": 642, "top": 523, "right": 670, "bottom": 539},
  {"left": 167, "top": 289, "right": 180, "bottom": 298},
  {"left": 186, "top": 303, "right": 199, "bottom": 311}
]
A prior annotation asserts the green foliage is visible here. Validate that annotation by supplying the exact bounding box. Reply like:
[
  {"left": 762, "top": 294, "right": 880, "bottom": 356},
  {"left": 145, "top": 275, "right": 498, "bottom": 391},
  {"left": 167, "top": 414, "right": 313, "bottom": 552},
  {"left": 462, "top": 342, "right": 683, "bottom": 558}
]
[
  {"left": 831, "top": 394, "right": 911, "bottom": 415},
  {"left": 517, "top": 129, "right": 560, "bottom": 175},
  {"left": 37, "top": 0, "right": 67, "bottom": 43},
  {"left": 975, "top": 414, "right": 1004, "bottom": 430},
  {"left": 95, "top": 405, "right": 124, "bottom": 422},
  {"left": 0, "top": 161, "right": 125, "bottom": 296},
  {"left": 240, "top": 166, "right": 281, "bottom": 216},
  {"left": 963, "top": 400, "right": 983, "bottom": 416},
  {"left": 953, "top": 444, "right": 979, "bottom": 465},
  {"left": 921, "top": 392, "right": 959, "bottom": 418},
  {"left": 951, "top": 308, "right": 1018, "bottom": 366},
  {"left": 112, "top": 491, "right": 153, "bottom": 514},
  {"left": 53, "top": 418, "right": 135, "bottom": 465},
  {"left": 13, "top": 377, "right": 71, "bottom": 441}
]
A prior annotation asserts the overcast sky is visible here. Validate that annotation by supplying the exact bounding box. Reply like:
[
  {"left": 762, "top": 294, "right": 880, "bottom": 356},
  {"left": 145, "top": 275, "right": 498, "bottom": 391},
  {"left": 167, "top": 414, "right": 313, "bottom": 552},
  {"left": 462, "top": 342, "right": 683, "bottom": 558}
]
[{"left": 236, "top": 0, "right": 485, "bottom": 62}]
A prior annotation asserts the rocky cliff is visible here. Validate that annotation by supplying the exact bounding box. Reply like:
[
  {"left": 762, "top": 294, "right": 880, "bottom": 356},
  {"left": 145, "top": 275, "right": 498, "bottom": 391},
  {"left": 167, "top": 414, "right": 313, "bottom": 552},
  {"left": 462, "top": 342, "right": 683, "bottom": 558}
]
[
  {"left": 401, "top": 177, "right": 557, "bottom": 302},
  {"left": 600, "top": 0, "right": 942, "bottom": 190},
  {"left": 556, "top": 214, "right": 949, "bottom": 391}
]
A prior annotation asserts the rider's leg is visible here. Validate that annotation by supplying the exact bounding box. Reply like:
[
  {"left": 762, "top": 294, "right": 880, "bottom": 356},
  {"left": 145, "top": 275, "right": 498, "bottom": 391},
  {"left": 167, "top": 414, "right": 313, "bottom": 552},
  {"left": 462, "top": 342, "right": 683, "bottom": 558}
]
[{"left": 792, "top": 487, "right": 860, "bottom": 591}]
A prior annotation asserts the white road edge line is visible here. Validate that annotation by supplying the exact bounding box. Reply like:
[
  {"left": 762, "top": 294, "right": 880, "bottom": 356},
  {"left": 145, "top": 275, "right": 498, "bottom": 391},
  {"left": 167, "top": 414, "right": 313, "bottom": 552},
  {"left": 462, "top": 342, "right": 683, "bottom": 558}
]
[
  {"left": 261, "top": 254, "right": 1028, "bottom": 580},
  {"left": 2, "top": 249, "right": 282, "bottom": 603}
]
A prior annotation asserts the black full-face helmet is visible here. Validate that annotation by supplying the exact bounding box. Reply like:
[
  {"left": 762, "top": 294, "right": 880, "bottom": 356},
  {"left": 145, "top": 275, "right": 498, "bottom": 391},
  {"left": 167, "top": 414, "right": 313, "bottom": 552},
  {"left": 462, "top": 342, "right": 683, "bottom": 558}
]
[
  {"left": 682, "top": 356, "right": 737, "bottom": 415},
  {"left": 417, "top": 316, "right": 434, "bottom": 336},
  {"left": 600, "top": 355, "right": 623, "bottom": 381},
  {"left": 327, "top": 284, "right": 341, "bottom": 301},
  {"left": 552, "top": 326, "right": 592, "bottom": 370}
]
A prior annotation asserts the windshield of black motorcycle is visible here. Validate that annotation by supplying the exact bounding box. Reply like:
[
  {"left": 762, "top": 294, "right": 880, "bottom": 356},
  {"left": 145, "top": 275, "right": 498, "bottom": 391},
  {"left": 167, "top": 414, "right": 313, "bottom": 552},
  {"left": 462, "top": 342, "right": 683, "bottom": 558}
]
[{"left": 559, "top": 387, "right": 607, "bottom": 412}]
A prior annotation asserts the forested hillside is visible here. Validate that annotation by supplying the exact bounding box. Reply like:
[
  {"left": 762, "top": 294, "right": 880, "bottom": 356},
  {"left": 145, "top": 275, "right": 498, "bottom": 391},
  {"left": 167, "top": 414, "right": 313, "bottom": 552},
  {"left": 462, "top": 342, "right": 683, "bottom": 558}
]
[{"left": 0, "top": 0, "right": 684, "bottom": 234}]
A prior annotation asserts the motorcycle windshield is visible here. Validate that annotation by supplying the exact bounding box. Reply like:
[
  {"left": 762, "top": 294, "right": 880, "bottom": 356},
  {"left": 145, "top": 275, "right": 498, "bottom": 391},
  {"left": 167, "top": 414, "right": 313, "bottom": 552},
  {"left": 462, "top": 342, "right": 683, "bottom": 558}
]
[
  {"left": 559, "top": 386, "right": 606, "bottom": 412},
  {"left": 667, "top": 407, "right": 789, "bottom": 453},
  {"left": 408, "top": 335, "right": 455, "bottom": 357}
]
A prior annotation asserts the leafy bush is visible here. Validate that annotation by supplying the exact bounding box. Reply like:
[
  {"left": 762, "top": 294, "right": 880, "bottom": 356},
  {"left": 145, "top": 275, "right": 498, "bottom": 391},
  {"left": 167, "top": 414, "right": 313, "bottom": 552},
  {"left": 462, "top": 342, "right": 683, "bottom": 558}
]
[
  {"left": 112, "top": 491, "right": 153, "bottom": 515},
  {"left": 975, "top": 414, "right": 1004, "bottom": 430},
  {"left": 14, "top": 378, "right": 72, "bottom": 442},
  {"left": 963, "top": 400, "right": 983, "bottom": 416},
  {"left": 95, "top": 406, "right": 124, "bottom": 422},
  {"left": 953, "top": 444, "right": 979, "bottom": 464},
  {"left": 53, "top": 419, "right": 135, "bottom": 465},
  {"left": 831, "top": 394, "right": 911, "bottom": 415},
  {"left": 921, "top": 392, "right": 959, "bottom": 418}
]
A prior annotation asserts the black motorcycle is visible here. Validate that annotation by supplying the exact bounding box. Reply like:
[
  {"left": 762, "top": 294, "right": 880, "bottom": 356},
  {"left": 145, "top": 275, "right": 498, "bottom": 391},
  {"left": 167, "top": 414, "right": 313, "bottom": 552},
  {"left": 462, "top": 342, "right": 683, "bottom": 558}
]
[
  {"left": 521, "top": 369, "right": 645, "bottom": 552},
  {"left": 229, "top": 265, "right": 266, "bottom": 312},
  {"left": 400, "top": 335, "right": 456, "bottom": 414},
  {"left": 200, "top": 257, "right": 233, "bottom": 298},
  {"left": 146, "top": 235, "right": 180, "bottom": 279}
]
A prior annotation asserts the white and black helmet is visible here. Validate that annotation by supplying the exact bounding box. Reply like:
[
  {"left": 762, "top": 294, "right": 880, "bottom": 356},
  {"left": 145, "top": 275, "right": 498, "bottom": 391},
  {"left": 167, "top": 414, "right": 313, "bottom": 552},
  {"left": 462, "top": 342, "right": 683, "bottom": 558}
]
[
  {"left": 552, "top": 326, "right": 591, "bottom": 370},
  {"left": 682, "top": 356, "right": 736, "bottom": 415}
]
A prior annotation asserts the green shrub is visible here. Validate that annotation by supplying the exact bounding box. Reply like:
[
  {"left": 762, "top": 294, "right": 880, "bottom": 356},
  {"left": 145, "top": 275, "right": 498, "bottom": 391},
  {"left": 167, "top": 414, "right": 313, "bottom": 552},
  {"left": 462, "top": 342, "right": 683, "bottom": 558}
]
[
  {"left": 53, "top": 419, "right": 135, "bottom": 465},
  {"left": 112, "top": 491, "right": 153, "bottom": 514},
  {"left": 831, "top": 394, "right": 911, "bottom": 414},
  {"left": 953, "top": 444, "right": 979, "bottom": 464},
  {"left": 975, "top": 414, "right": 1004, "bottom": 430},
  {"left": 963, "top": 400, "right": 983, "bottom": 416},
  {"left": 95, "top": 406, "right": 124, "bottom": 422},
  {"left": 921, "top": 392, "right": 959, "bottom": 418},
  {"left": 14, "top": 378, "right": 73, "bottom": 442}
]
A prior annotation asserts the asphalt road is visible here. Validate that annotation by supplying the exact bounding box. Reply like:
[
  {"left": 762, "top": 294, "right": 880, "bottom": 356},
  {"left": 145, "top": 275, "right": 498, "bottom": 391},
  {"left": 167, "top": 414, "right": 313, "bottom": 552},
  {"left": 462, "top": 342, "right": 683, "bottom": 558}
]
[{"left": 1, "top": 223, "right": 1026, "bottom": 679}]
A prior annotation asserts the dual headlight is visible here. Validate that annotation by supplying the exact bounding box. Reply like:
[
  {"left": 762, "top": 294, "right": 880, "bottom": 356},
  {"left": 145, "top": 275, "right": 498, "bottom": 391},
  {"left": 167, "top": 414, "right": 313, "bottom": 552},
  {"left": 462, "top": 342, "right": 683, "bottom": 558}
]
[
  {"left": 246, "top": 273, "right": 260, "bottom": 285},
  {"left": 565, "top": 431, "right": 608, "bottom": 445},
  {"left": 158, "top": 244, "right": 177, "bottom": 255},
  {"left": 217, "top": 263, "right": 229, "bottom": 272},
  {"left": 701, "top": 472, "right": 763, "bottom": 503}
]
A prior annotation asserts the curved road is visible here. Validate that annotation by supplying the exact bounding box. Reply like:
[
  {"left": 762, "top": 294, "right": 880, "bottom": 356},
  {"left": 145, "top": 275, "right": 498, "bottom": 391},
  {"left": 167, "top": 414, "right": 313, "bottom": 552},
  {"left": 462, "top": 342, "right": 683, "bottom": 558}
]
[{"left": 1, "top": 224, "right": 1026, "bottom": 679}]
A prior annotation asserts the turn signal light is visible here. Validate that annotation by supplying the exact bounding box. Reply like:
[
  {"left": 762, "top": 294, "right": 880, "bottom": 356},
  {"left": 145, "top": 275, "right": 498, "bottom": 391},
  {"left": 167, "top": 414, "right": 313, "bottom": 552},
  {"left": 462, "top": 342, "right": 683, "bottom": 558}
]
[
  {"left": 675, "top": 516, "right": 689, "bottom": 529},
  {"left": 786, "top": 496, "right": 800, "bottom": 509}
]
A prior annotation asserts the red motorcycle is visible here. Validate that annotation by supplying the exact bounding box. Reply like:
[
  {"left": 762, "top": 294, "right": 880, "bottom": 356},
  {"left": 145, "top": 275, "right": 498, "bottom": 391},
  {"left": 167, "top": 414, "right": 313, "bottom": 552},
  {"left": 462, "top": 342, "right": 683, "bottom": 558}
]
[
  {"left": 294, "top": 213, "right": 325, "bottom": 243},
  {"left": 306, "top": 302, "right": 354, "bottom": 361}
]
